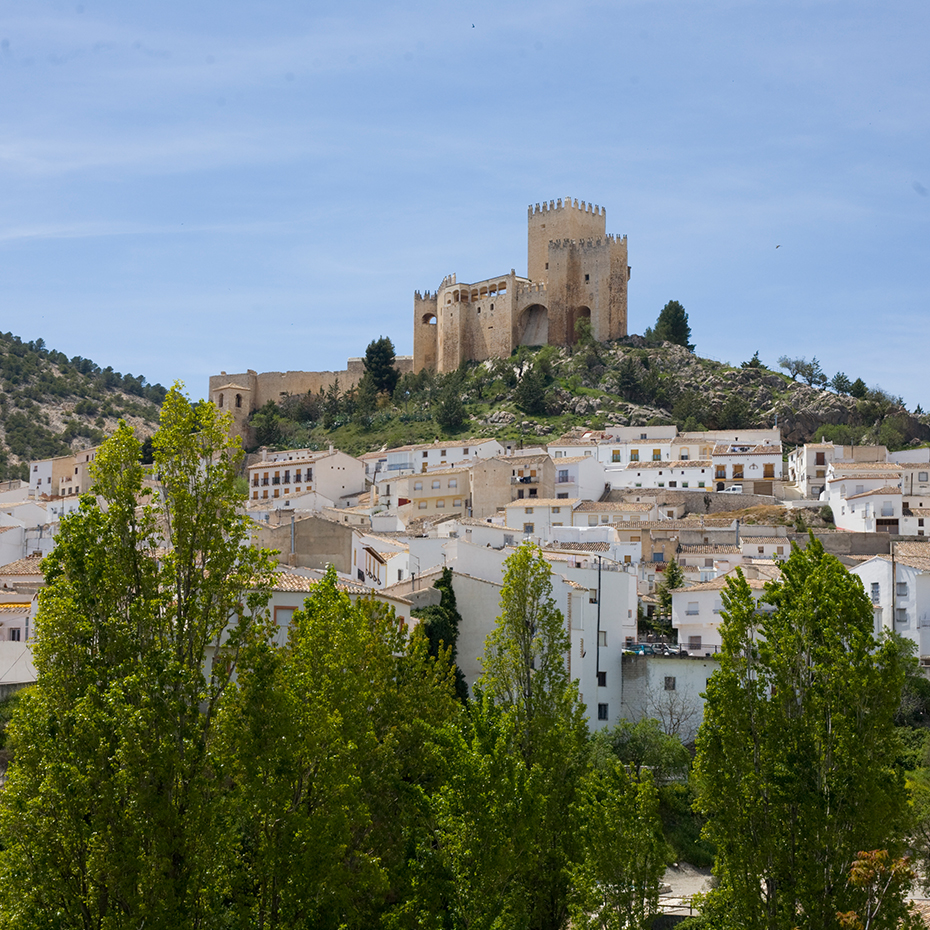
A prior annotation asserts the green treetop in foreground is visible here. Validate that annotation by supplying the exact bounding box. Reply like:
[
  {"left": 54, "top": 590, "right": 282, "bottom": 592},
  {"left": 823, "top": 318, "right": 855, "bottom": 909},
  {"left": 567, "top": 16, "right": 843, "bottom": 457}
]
[
  {"left": 0, "top": 387, "right": 278, "bottom": 929},
  {"left": 693, "top": 537, "right": 916, "bottom": 930}
]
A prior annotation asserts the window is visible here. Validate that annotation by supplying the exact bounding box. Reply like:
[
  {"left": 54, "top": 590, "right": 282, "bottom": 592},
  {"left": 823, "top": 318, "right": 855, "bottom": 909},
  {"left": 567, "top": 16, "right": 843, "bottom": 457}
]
[
  {"left": 524, "top": 523, "right": 535, "bottom": 534},
  {"left": 686, "top": 601, "right": 699, "bottom": 615},
  {"left": 525, "top": 507, "right": 534, "bottom": 514},
  {"left": 921, "top": 472, "right": 929, "bottom": 483},
  {"left": 440, "top": 450, "right": 447, "bottom": 457},
  {"left": 652, "top": 449, "right": 661, "bottom": 461},
  {"left": 664, "top": 676, "right": 676, "bottom": 691},
  {"left": 816, "top": 452, "right": 826, "bottom": 466},
  {"left": 597, "top": 703, "right": 608, "bottom": 721},
  {"left": 449, "top": 478, "right": 457, "bottom": 488},
  {"left": 871, "top": 583, "right": 881, "bottom": 604},
  {"left": 414, "top": 481, "right": 423, "bottom": 490},
  {"left": 10, "top": 629, "right": 20, "bottom": 642},
  {"left": 558, "top": 469, "right": 569, "bottom": 482},
  {"left": 588, "top": 515, "right": 598, "bottom": 526},
  {"left": 418, "top": 502, "right": 428, "bottom": 510},
  {"left": 598, "top": 630, "right": 607, "bottom": 647},
  {"left": 733, "top": 465, "right": 744, "bottom": 479},
  {"left": 630, "top": 450, "right": 639, "bottom": 462},
  {"left": 432, "top": 480, "right": 441, "bottom": 489},
  {"left": 584, "top": 273, "right": 590, "bottom": 282},
  {"left": 436, "top": 500, "right": 445, "bottom": 508},
  {"left": 552, "top": 507, "right": 560, "bottom": 514},
  {"left": 597, "top": 671, "right": 607, "bottom": 687},
  {"left": 612, "top": 451, "right": 621, "bottom": 462},
  {"left": 589, "top": 589, "right": 598, "bottom": 604},
  {"left": 463, "top": 447, "right": 469, "bottom": 455},
  {"left": 896, "top": 608, "right": 909, "bottom": 627},
  {"left": 897, "top": 582, "right": 909, "bottom": 597},
  {"left": 235, "top": 394, "right": 242, "bottom": 408},
  {"left": 688, "top": 635, "right": 702, "bottom": 651},
  {"left": 504, "top": 534, "right": 514, "bottom": 546},
  {"left": 453, "top": 499, "right": 462, "bottom": 507}
]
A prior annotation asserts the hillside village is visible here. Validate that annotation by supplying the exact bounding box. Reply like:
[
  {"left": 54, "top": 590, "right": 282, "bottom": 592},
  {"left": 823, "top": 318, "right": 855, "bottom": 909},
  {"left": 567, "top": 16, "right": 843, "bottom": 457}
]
[
  {"left": 3, "top": 198, "right": 930, "bottom": 737},
  {"left": 4, "top": 419, "right": 930, "bottom": 737}
]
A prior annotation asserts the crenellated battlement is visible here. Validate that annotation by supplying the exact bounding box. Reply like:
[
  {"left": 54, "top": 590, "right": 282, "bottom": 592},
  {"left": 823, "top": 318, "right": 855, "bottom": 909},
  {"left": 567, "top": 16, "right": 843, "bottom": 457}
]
[
  {"left": 415, "top": 290, "right": 438, "bottom": 301},
  {"left": 529, "top": 196, "right": 605, "bottom": 218},
  {"left": 517, "top": 281, "right": 548, "bottom": 295},
  {"left": 548, "top": 234, "right": 627, "bottom": 251}
]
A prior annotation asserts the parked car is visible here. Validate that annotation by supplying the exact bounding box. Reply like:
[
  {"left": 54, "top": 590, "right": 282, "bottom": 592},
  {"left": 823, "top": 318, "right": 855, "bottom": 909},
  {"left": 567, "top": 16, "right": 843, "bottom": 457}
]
[{"left": 720, "top": 484, "right": 743, "bottom": 494}]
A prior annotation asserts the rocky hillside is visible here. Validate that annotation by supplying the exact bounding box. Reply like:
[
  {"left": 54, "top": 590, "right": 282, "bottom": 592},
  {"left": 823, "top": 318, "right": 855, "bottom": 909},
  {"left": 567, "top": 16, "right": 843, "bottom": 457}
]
[
  {"left": 248, "top": 337, "right": 929, "bottom": 455},
  {"left": 0, "top": 332, "right": 166, "bottom": 481}
]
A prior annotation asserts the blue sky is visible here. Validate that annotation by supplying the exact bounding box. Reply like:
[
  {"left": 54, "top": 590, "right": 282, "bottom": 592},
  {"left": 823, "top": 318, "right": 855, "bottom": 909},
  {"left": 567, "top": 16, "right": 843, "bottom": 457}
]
[{"left": 1, "top": 1, "right": 928, "bottom": 407}]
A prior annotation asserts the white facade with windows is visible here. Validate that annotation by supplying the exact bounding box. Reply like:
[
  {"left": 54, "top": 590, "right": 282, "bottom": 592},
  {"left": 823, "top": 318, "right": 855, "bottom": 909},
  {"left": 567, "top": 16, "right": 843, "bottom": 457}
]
[{"left": 851, "top": 545, "right": 930, "bottom": 659}]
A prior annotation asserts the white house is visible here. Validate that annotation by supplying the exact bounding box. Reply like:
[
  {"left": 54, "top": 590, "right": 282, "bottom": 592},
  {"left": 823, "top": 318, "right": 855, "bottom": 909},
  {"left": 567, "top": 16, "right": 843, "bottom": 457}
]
[
  {"left": 710, "top": 440, "right": 782, "bottom": 493},
  {"left": 670, "top": 563, "right": 780, "bottom": 655},
  {"left": 553, "top": 455, "right": 610, "bottom": 501},
  {"left": 609, "top": 459, "right": 714, "bottom": 491},
  {"left": 504, "top": 499, "right": 581, "bottom": 539},
  {"left": 248, "top": 448, "right": 366, "bottom": 506},
  {"left": 360, "top": 438, "right": 504, "bottom": 479},
  {"left": 851, "top": 543, "right": 930, "bottom": 658}
]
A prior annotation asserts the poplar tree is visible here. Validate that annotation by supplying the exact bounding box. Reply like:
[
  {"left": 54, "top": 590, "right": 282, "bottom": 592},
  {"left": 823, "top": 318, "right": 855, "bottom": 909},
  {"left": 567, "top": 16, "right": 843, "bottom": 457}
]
[
  {"left": 693, "top": 539, "right": 913, "bottom": 930},
  {"left": 0, "top": 388, "right": 276, "bottom": 930}
]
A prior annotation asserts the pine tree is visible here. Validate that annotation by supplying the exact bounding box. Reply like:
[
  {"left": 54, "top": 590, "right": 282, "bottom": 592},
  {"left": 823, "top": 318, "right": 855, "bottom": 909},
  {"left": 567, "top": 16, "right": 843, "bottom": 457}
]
[{"left": 653, "top": 300, "right": 694, "bottom": 351}]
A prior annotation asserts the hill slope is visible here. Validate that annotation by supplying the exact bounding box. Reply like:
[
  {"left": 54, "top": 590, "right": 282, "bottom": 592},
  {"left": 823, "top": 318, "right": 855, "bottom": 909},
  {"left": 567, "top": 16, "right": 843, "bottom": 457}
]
[
  {"left": 245, "top": 338, "right": 930, "bottom": 455},
  {"left": 0, "top": 332, "right": 166, "bottom": 481}
]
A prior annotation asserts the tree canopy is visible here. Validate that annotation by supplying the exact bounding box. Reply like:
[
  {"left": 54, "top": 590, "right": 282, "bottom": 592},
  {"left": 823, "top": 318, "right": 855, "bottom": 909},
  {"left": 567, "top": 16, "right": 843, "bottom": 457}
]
[
  {"left": 651, "top": 300, "right": 694, "bottom": 350},
  {"left": 363, "top": 335, "right": 400, "bottom": 395},
  {"left": 694, "top": 538, "right": 914, "bottom": 929}
]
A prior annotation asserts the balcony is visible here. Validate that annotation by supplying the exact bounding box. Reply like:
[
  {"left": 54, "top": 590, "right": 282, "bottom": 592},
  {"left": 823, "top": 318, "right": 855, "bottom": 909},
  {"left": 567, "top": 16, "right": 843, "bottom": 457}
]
[{"left": 511, "top": 476, "right": 539, "bottom": 485}]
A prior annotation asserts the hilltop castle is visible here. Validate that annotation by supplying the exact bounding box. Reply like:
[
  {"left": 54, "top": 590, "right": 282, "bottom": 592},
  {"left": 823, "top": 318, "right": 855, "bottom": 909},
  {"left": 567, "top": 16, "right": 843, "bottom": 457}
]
[
  {"left": 413, "top": 196, "right": 630, "bottom": 372},
  {"left": 210, "top": 196, "right": 629, "bottom": 443}
]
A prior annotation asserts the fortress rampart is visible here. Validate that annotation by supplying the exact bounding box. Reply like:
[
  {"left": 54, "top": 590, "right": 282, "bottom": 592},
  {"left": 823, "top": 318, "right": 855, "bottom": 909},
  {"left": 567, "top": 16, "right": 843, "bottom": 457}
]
[{"left": 211, "top": 196, "right": 629, "bottom": 442}]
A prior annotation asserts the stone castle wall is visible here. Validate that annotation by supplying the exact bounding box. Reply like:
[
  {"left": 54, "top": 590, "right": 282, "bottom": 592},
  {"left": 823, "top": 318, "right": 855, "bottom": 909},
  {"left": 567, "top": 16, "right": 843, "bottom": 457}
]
[{"left": 413, "top": 197, "right": 630, "bottom": 373}]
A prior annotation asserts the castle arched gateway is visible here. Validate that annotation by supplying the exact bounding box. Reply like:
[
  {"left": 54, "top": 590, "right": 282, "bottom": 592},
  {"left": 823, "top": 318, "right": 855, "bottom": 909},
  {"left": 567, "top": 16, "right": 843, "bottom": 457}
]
[{"left": 413, "top": 197, "right": 630, "bottom": 373}]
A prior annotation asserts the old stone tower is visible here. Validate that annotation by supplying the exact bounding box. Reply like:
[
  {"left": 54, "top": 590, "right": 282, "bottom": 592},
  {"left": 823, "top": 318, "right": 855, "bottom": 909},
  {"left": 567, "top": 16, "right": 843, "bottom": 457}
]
[{"left": 413, "top": 197, "right": 630, "bottom": 373}]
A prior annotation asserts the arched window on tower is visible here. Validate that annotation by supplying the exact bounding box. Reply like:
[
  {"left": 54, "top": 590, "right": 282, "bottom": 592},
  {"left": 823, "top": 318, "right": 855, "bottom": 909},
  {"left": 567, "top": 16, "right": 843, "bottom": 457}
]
[
  {"left": 235, "top": 394, "right": 242, "bottom": 408},
  {"left": 218, "top": 394, "right": 224, "bottom": 408}
]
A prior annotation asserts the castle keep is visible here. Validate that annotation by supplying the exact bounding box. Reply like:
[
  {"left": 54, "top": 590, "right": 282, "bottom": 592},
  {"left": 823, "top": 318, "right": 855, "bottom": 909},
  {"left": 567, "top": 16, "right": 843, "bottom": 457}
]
[
  {"left": 210, "top": 196, "right": 628, "bottom": 444},
  {"left": 413, "top": 197, "right": 630, "bottom": 373}
]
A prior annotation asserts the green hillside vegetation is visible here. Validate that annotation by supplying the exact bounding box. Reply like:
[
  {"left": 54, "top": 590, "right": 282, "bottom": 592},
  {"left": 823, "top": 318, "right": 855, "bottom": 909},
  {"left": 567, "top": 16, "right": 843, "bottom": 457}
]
[
  {"left": 247, "top": 336, "right": 930, "bottom": 456},
  {"left": 0, "top": 332, "right": 166, "bottom": 481}
]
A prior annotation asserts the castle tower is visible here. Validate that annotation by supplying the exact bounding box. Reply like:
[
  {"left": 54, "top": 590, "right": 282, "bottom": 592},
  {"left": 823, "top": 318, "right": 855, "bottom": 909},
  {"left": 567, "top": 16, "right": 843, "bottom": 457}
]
[{"left": 528, "top": 197, "right": 607, "bottom": 285}]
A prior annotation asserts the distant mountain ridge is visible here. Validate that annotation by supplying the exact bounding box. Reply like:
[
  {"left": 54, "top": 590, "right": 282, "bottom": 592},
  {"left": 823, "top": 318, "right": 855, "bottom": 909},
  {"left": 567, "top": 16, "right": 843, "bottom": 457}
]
[{"left": 0, "top": 332, "right": 166, "bottom": 481}]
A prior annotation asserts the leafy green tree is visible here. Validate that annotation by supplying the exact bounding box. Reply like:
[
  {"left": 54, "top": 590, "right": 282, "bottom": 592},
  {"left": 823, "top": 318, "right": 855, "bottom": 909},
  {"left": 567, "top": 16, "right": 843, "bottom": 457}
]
[
  {"left": 434, "top": 380, "right": 466, "bottom": 431},
  {"left": 571, "top": 755, "right": 668, "bottom": 930},
  {"left": 434, "top": 543, "right": 588, "bottom": 930},
  {"left": 363, "top": 335, "right": 400, "bottom": 395},
  {"left": 595, "top": 718, "right": 690, "bottom": 784},
  {"left": 514, "top": 364, "right": 549, "bottom": 416},
  {"left": 0, "top": 387, "right": 276, "bottom": 930},
  {"left": 655, "top": 558, "right": 686, "bottom": 620},
  {"left": 778, "top": 355, "right": 805, "bottom": 380},
  {"left": 412, "top": 567, "right": 469, "bottom": 701},
  {"left": 693, "top": 540, "right": 913, "bottom": 930},
  {"left": 741, "top": 351, "right": 763, "bottom": 369},
  {"left": 221, "top": 568, "right": 459, "bottom": 929},
  {"left": 653, "top": 300, "right": 694, "bottom": 351}
]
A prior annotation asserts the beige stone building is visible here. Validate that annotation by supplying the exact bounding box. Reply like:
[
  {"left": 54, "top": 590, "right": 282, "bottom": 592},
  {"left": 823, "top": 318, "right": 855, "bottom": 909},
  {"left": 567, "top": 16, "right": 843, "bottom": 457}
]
[{"left": 414, "top": 197, "right": 630, "bottom": 373}]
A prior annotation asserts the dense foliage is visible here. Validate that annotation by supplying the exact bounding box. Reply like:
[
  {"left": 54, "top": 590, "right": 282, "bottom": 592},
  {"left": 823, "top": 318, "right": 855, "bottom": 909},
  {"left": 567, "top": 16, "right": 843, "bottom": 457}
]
[
  {"left": 694, "top": 538, "right": 916, "bottom": 929},
  {"left": 0, "top": 331, "right": 166, "bottom": 480},
  {"left": 0, "top": 412, "right": 668, "bottom": 928}
]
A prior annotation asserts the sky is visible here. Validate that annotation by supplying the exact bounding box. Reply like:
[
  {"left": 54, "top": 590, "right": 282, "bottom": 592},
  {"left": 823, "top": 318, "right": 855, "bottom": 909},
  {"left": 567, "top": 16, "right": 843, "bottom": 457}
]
[{"left": 1, "top": 0, "right": 928, "bottom": 407}]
